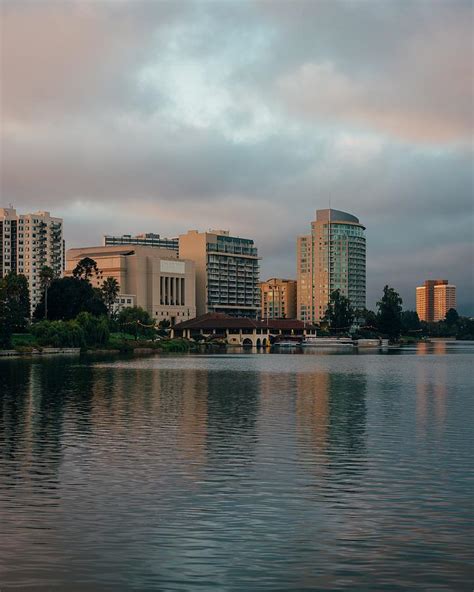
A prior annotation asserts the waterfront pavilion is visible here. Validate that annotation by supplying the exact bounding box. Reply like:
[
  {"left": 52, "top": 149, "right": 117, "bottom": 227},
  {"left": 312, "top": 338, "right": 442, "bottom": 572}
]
[{"left": 172, "top": 313, "right": 317, "bottom": 347}]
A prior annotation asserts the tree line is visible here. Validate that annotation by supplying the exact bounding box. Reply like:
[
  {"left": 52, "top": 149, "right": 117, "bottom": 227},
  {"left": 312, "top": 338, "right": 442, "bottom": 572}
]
[
  {"left": 1, "top": 263, "right": 472, "bottom": 348},
  {"left": 0, "top": 257, "right": 169, "bottom": 349},
  {"left": 321, "top": 286, "right": 473, "bottom": 341}
]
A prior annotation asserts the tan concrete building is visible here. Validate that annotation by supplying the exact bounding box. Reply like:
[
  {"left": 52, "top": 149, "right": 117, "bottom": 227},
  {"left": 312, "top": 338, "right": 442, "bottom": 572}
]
[
  {"left": 1, "top": 207, "right": 64, "bottom": 313},
  {"left": 297, "top": 209, "right": 366, "bottom": 323},
  {"left": 179, "top": 230, "right": 260, "bottom": 318},
  {"left": 260, "top": 278, "right": 297, "bottom": 319},
  {"left": 416, "top": 279, "right": 455, "bottom": 322},
  {"left": 66, "top": 245, "right": 196, "bottom": 324}
]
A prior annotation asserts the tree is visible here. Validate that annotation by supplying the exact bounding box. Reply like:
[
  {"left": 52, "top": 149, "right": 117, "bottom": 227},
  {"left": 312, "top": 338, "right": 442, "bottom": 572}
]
[
  {"left": 34, "top": 277, "right": 107, "bottom": 321},
  {"left": 32, "top": 320, "right": 86, "bottom": 348},
  {"left": 0, "top": 290, "right": 12, "bottom": 348},
  {"left": 323, "top": 289, "right": 354, "bottom": 333},
  {"left": 76, "top": 312, "right": 110, "bottom": 346},
  {"left": 0, "top": 272, "right": 30, "bottom": 332},
  {"left": 401, "top": 310, "right": 421, "bottom": 334},
  {"left": 101, "top": 277, "right": 120, "bottom": 317},
  {"left": 377, "top": 285, "right": 403, "bottom": 340},
  {"left": 39, "top": 265, "right": 56, "bottom": 320},
  {"left": 445, "top": 308, "right": 459, "bottom": 326},
  {"left": 118, "top": 306, "right": 155, "bottom": 340},
  {"left": 355, "top": 307, "right": 378, "bottom": 330},
  {"left": 72, "top": 257, "right": 101, "bottom": 282},
  {"left": 157, "top": 319, "right": 171, "bottom": 337}
]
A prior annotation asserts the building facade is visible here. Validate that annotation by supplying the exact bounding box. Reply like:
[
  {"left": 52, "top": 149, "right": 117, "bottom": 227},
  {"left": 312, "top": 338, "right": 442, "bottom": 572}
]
[
  {"left": 260, "top": 278, "right": 297, "bottom": 319},
  {"left": 416, "top": 279, "right": 456, "bottom": 322},
  {"left": 179, "top": 230, "right": 260, "bottom": 318},
  {"left": 172, "top": 313, "right": 317, "bottom": 347},
  {"left": 1, "top": 207, "right": 64, "bottom": 312},
  {"left": 104, "top": 233, "right": 178, "bottom": 252},
  {"left": 66, "top": 245, "right": 196, "bottom": 324},
  {"left": 297, "top": 209, "right": 366, "bottom": 323},
  {"left": 434, "top": 284, "right": 456, "bottom": 322}
]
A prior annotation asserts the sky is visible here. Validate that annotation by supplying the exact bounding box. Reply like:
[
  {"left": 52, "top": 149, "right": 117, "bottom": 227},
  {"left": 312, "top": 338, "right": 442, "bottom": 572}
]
[{"left": 1, "top": 0, "right": 473, "bottom": 313}]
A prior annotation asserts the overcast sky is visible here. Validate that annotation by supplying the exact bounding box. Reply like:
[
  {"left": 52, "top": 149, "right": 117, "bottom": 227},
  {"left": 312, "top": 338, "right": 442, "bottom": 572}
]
[{"left": 1, "top": 0, "right": 473, "bottom": 312}]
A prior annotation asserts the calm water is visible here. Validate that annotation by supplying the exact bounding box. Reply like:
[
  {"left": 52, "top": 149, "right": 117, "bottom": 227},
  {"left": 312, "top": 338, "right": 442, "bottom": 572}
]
[{"left": 1, "top": 344, "right": 473, "bottom": 591}]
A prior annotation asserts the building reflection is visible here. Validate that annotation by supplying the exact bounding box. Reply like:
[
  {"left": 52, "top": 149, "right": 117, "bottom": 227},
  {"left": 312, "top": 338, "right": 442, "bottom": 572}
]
[
  {"left": 0, "top": 359, "right": 33, "bottom": 462},
  {"left": 295, "top": 373, "right": 330, "bottom": 457},
  {"left": 0, "top": 357, "right": 92, "bottom": 496},
  {"left": 294, "top": 370, "right": 367, "bottom": 480},
  {"left": 417, "top": 341, "right": 448, "bottom": 356},
  {"left": 416, "top": 359, "right": 447, "bottom": 436},
  {"left": 88, "top": 364, "right": 209, "bottom": 482},
  {"left": 205, "top": 369, "right": 260, "bottom": 466}
]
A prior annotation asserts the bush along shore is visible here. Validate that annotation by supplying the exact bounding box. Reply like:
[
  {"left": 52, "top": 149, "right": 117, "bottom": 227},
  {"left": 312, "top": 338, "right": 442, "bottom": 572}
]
[
  {"left": 2, "top": 327, "right": 200, "bottom": 356},
  {"left": 2, "top": 332, "right": 201, "bottom": 357}
]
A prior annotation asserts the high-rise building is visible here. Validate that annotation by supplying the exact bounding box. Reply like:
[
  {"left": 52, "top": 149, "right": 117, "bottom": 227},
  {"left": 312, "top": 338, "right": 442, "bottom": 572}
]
[
  {"left": 66, "top": 245, "right": 196, "bottom": 324},
  {"left": 297, "top": 209, "right": 366, "bottom": 323},
  {"left": 416, "top": 279, "right": 456, "bottom": 322},
  {"left": 179, "top": 230, "right": 260, "bottom": 318},
  {"left": 104, "top": 233, "right": 178, "bottom": 252},
  {"left": 0, "top": 207, "right": 64, "bottom": 312},
  {"left": 434, "top": 284, "right": 456, "bottom": 322},
  {"left": 260, "top": 278, "right": 297, "bottom": 319}
]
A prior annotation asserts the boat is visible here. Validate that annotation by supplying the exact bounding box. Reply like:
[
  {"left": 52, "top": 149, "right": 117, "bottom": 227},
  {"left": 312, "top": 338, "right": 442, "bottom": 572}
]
[
  {"left": 301, "top": 337, "right": 354, "bottom": 347},
  {"left": 273, "top": 340, "right": 301, "bottom": 348},
  {"left": 355, "top": 339, "right": 381, "bottom": 348}
]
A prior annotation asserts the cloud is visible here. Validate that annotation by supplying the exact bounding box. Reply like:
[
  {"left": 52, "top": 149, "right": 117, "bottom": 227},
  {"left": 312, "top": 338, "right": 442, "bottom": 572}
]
[{"left": 1, "top": 0, "right": 473, "bottom": 314}]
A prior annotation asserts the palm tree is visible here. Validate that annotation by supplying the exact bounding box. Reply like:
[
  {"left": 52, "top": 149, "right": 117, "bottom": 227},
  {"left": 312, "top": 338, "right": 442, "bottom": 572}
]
[
  {"left": 39, "top": 265, "right": 55, "bottom": 320},
  {"left": 101, "top": 277, "right": 120, "bottom": 318}
]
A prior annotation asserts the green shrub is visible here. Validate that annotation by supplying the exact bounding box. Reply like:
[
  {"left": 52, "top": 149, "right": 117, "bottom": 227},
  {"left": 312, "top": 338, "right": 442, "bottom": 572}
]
[
  {"left": 31, "top": 320, "right": 86, "bottom": 348},
  {"left": 76, "top": 312, "right": 110, "bottom": 346}
]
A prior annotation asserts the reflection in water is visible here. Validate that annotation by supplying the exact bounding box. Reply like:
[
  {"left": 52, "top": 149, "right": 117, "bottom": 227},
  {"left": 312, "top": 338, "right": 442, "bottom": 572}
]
[
  {"left": 0, "top": 352, "right": 472, "bottom": 591},
  {"left": 416, "top": 358, "right": 447, "bottom": 436},
  {"left": 295, "top": 372, "right": 367, "bottom": 470}
]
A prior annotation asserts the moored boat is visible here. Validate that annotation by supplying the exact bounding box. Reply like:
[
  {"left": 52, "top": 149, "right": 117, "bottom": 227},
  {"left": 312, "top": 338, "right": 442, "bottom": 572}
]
[
  {"left": 301, "top": 337, "right": 354, "bottom": 347},
  {"left": 355, "top": 339, "right": 381, "bottom": 348},
  {"left": 273, "top": 340, "right": 301, "bottom": 348}
]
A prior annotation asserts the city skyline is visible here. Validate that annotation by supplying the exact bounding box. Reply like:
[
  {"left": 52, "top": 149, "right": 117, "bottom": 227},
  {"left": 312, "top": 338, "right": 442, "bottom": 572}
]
[{"left": 1, "top": 1, "right": 473, "bottom": 313}]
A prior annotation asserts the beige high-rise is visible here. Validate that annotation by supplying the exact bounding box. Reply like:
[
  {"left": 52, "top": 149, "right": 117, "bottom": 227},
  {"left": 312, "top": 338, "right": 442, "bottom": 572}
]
[
  {"left": 66, "top": 245, "right": 196, "bottom": 324},
  {"left": 260, "top": 278, "right": 297, "bottom": 319},
  {"left": 179, "top": 230, "right": 260, "bottom": 318},
  {"left": 416, "top": 279, "right": 455, "bottom": 322},
  {"left": 297, "top": 209, "right": 366, "bottom": 323},
  {"left": 1, "top": 207, "right": 64, "bottom": 313}
]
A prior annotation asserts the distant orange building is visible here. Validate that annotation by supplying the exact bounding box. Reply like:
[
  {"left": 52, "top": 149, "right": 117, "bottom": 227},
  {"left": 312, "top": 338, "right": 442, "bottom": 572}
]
[
  {"left": 260, "top": 278, "right": 297, "bottom": 319},
  {"left": 416, "top": 279, "right": 456, "bottom": 322}
]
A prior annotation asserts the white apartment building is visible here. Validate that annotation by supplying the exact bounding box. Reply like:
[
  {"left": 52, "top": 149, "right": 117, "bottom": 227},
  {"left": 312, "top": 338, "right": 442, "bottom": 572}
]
[{"left": 0, "top": 207, "right": 64, "bottom": 312}]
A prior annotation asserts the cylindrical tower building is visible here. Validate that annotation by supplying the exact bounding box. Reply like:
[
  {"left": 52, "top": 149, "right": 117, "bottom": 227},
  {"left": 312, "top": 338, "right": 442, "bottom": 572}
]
[{"left": 297, "top": 209, "right": 366, "bottom": 322}]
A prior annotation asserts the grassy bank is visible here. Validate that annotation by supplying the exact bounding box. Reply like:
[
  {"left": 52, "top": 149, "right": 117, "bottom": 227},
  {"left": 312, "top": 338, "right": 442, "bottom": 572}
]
[{"left": 9, "top": 332, "right": 196, "bottom": 355}]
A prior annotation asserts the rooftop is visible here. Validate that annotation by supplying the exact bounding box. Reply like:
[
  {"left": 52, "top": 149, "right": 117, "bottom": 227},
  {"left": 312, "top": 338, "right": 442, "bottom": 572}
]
[{"left": 174, "top": 312, "right": 317, "bottom": 331}]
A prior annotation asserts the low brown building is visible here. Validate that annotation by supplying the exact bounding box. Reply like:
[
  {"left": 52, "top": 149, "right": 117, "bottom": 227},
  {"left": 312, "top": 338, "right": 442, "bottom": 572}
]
[{"left": 172, "top": 312, "right": 317, "bottom": 347}]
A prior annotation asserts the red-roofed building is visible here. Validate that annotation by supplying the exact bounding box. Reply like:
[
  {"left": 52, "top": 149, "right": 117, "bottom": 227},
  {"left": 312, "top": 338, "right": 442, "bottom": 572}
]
[{"left": 172, "top": 313, "right": 317, "bottom": 347}]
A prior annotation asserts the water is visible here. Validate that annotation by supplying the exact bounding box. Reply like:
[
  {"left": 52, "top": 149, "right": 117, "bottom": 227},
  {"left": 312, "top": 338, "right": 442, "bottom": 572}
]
[{"left": 1, "top": 344, "right": 473, "bottom": 591}]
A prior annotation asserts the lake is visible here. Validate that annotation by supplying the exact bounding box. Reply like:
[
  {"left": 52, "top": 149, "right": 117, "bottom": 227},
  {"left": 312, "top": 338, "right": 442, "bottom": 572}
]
[{"left": 1, "top": 343, "right": 473, "bottom": 591}]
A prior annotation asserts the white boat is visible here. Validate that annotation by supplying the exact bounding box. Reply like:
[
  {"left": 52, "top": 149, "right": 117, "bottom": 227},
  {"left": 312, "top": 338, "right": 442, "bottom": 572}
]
[
  {"left": 273, "top": 341, "right": 301, "bottom": 348},
  {"left": 355, "top": 339, "right": 381, "bottom": 348},
  {"left": 301, "top": 337, "right": 354, "bottom": 347}
]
